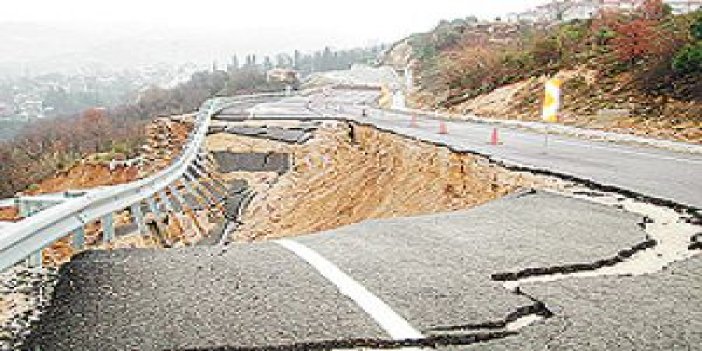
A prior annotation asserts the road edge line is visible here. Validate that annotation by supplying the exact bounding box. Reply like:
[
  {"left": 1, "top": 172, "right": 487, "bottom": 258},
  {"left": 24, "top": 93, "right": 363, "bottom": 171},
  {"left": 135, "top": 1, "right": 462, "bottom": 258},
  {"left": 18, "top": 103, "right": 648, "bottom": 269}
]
[{"left": 276, "top": 239, "right": 424, "bottom": 341}]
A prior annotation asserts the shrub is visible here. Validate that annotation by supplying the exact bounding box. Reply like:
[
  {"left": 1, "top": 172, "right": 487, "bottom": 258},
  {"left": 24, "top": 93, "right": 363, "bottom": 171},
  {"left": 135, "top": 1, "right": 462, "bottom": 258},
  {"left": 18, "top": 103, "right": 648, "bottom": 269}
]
[
  {"left": 673, "top": 42, "right": 702, "bottom": 73},
  {"left": 691, "top": 12, "right": 702, "bottom": 40},
  {"left": 111, "top": 143, "right": 129, "bottom": 155},
  {"left": 530, "top": 36, "right": 562, "bottom": 67},
  {"left": 672, "top": 12, "right": 702, "bottom": 74},
  {"left": 610, "top": 18, "right": 667, "bottom": 63}
]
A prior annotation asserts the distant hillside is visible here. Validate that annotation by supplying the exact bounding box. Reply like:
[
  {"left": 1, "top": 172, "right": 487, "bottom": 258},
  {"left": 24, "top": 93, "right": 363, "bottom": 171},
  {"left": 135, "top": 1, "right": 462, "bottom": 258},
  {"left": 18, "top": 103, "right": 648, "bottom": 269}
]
[
  {"left": 0, "top": 120, "right": 26, "bottom": 141},
  {"left": 385, "top": 3, "right": 701, "bottom": 144},
  {"left": 0, "top": 23, "right": 381, "bottom": 77}
]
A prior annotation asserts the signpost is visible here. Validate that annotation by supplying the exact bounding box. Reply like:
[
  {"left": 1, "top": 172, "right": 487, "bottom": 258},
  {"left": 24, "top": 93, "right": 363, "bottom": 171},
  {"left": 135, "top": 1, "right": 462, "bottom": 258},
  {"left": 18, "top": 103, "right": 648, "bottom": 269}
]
[{"left": 542, "top": 77, "right": 562, "bottom": 150}]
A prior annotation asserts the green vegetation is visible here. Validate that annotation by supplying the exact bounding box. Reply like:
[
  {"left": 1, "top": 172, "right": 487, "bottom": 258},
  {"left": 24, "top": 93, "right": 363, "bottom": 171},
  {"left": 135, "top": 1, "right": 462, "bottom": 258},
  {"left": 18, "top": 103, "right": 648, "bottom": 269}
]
[
  {"left": 405, "top": 1, "right": 700, "bottom": 108},
  {"left": 672, "top": 13, "right": 702, "bottom": 74},
  {"left": 0, "top": 45, "right": 381, "bottom": 198}
]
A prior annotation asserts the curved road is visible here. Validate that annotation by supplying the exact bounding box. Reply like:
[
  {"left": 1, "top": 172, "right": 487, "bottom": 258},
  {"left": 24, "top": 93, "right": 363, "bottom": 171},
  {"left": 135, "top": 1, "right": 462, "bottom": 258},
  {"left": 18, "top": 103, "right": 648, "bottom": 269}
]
[
  {"left": 24, "top": 88, "right": 702, "bottom": 350},
  {"left": 225, "top": 89, "right": 702, "bottom": 210}
]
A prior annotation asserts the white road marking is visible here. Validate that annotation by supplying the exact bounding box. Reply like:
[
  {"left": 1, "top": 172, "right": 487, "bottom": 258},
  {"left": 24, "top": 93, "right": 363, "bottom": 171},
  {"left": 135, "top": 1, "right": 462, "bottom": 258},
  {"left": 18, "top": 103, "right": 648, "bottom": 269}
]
[
  {"left": 549, "top": 138, "right": 702, "bottom": 165},
  {"left": 373, "top": 110, "right": 702, "bottom": 165},
  {"left": 276, "top": 239, "right": 424, "bottom": 341}
]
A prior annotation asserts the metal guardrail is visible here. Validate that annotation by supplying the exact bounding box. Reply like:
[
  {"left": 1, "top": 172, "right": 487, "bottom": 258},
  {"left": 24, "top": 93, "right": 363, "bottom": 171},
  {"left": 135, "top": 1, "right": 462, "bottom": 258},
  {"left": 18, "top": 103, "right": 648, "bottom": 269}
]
[{"left": 0, "top": 92, "right": 288, "bottom": 271}]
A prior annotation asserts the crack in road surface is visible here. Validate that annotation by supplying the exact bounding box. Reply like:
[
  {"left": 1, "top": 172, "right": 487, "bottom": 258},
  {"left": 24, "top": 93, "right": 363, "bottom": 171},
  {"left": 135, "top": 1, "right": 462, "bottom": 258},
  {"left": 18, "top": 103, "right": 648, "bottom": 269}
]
[
  {"left": 496, "top": 189, "right": 701, "bottom": 291},
  {"left": 172, "top": 331, "right": 516, "bottom": 351}
]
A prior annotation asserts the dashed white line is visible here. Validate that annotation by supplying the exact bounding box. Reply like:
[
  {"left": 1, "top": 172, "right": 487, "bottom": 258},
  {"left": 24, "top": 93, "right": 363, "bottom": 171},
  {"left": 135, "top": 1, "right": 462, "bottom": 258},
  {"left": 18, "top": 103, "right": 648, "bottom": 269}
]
[{"left": 276, "top": 239, "right": 424, "bottom": 341}]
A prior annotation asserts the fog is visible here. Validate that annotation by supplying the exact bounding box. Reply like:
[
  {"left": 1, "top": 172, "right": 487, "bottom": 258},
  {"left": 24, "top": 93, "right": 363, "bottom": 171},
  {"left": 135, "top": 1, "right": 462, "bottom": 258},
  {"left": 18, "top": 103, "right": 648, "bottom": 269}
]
[{"left": 0, "top": 0, "right": 546, "bottom": 75}]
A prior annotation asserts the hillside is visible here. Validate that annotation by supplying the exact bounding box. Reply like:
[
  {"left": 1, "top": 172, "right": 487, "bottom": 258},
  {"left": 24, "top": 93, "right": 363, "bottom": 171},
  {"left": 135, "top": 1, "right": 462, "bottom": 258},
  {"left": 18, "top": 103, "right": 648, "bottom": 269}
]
[{"left": 386, "top": 3, "right": 701, "bottom": 144}]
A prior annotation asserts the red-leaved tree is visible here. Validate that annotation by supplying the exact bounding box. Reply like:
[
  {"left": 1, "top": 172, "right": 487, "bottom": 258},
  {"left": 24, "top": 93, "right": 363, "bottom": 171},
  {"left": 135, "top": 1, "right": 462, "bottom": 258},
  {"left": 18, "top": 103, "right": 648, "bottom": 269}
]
[
  {"left": 592, "top": 0, "right": 670, "bottom": 64},
  {"left": 611, "top": 18, "right": 666, "bottom": 62}
]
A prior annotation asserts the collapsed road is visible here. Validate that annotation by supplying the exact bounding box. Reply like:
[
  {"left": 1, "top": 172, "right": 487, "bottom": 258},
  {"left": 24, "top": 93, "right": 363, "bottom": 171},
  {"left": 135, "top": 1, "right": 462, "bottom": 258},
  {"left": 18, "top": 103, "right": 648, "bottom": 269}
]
[{"left": 19, "top": 87, "right": 702, "bottom": 350}]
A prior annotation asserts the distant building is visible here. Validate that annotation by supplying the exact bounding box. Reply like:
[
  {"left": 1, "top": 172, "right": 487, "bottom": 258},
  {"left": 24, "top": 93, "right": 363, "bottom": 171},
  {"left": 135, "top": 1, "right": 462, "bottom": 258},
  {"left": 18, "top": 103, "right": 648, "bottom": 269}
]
[
  {"left": 507, "top": 0, "right": 702, "bottom": 23},
  {"left": 266, "top": 69, "right": 300, "bottom": 85},
  {"left": 19, "top": 101, "right": 44, "bottom": 120},
  {"left": 665, "top": 0, "right": 702, "bottom": 13}
]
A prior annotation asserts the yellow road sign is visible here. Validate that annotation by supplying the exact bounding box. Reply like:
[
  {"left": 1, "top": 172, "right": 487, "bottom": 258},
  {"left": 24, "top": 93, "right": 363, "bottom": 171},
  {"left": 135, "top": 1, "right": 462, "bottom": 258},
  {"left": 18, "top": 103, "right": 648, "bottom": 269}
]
[{"left": 542, "top": 78, "right": 561, "bottom": 123}]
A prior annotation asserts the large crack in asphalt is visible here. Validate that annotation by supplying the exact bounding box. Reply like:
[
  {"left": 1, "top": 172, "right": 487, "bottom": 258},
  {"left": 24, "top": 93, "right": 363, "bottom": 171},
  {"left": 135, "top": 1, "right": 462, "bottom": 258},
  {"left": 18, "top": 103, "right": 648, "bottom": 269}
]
[
  {"left": 216, "top": 121, "right": 701, "bottom": 350},
  {"left": 348, "top": 120, "right": 702, "bottom": 218},
  {"left": 203, "top": 121, "right": 702, "bottom": 350},
  {"left": 169, "top": 331, "right": 517, "bottom": 351},
  {"left": 490, "top": 238, "right": 658, "bottom": 282},
  {"left": 18, "top": 116, "right": 701, "bottom": 350},
  {"left": 426, "top": 300, "right": 554, "bottom": 334}
]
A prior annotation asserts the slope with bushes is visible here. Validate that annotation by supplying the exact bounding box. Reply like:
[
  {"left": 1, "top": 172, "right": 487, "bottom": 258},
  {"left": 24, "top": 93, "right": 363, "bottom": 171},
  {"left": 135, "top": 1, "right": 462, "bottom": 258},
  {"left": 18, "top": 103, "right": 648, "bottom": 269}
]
[{"left": 392, "top": 1, "right": 701, "bottom": 143}]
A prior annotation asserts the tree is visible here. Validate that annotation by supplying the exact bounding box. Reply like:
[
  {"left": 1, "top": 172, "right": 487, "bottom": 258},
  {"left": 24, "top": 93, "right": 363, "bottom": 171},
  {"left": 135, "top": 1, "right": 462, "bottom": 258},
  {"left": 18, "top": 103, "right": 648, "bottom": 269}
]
[
  {"left": 82, "top": 108, "right": 110, "bottom": 153},
  {"left": 693, "top": 13, "right": 702, "bottom": 41},
  {"left": 611, "top": 18, "right": 666, "bottom": 62},
  {"left": 640, "top": 0, "right": 670, "bottom": 20},
  {"left": 592, "top": 1, "right": 670, "bottom": 64},
  {"left": 673, "top": 14, "right": 702, "bottom": 74},
  {"left": 546, "top": 0, "right": 576, "bottom": 22},
  {"left": 672, "top": 42, "right": 702, "bottom": 73}
]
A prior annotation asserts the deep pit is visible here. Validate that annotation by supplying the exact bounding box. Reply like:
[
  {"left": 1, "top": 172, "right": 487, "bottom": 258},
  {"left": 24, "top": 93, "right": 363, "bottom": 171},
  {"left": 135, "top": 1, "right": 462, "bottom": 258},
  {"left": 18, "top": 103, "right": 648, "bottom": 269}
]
[{"left": 207, "top": 121, "right": 566, "bottom": 242}]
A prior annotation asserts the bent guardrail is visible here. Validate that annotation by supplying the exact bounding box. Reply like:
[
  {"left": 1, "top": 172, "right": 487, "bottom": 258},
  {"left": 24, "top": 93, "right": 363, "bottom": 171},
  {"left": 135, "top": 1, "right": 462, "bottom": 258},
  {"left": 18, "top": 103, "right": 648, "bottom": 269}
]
[{"left": 0, "top": 92, "right": 288, "bottom": 271}]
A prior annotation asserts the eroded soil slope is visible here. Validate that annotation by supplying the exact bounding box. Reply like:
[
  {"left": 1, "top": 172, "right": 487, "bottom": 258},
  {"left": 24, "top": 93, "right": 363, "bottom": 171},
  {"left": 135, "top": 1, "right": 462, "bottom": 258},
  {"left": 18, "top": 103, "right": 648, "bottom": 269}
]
[
  {"left": 233, "top": 123, "right": 556, "bottom": 241},
  {"left": 413, "top": 69, "right": 702, "bottom": 144}
]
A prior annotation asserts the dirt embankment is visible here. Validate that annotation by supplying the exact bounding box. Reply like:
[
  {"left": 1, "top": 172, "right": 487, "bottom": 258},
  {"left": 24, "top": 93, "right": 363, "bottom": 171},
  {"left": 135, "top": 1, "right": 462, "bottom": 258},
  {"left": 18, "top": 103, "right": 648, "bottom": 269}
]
[
  {"left": 413, "top": 69, "right": 702, "bottom": 144},
  {"left": 18, "top": 117, "right": 192, "bottom": 197},
  {"left": 234, "top": 123, "right": 556, "bottom": 241},
  {"left": 1, "top": 116, "right": 214, "bottom": 266},
  {"left": 0, "top": 207, "right": 18, "bottom": 221},
  {"left": 26, "top": 164, "right": 140, "bottom": 195}
]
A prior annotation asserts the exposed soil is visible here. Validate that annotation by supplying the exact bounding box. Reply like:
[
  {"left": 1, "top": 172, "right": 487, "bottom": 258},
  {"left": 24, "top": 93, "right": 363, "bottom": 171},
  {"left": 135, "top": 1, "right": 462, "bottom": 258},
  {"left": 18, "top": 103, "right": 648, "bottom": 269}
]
[
  {"left": 413, "top": 68, "right": 702, "bottom": 145},
  {"left": 25, "top": 164, "right": 140, "bottom": 195},
  {"left": 231, "top": 123, "right": 561, "bottom": 241},
  {"left": 21, "top": 117, "right": 193, "bottom": 197},
  {"left": 0, "top": 207, "right": 18, "bottom": 221}
]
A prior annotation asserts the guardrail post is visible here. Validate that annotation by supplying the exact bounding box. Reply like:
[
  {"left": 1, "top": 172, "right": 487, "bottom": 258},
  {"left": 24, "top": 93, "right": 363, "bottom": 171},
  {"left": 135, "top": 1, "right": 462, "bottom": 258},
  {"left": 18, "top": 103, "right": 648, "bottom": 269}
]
[
  {"left": 168, "top": 185, "right": 187, "bottom": 207},
  {"left": 146, "top": 197, "right": 161, "bottom": 217},
  {"left": 72, "top": 227, "right": 85, "bottom": 249},
  {"left": 200, "top": 159, "right": 229, "bottom": 195},
  {"left": 158, "top": 190, "right": 175, "bottom": 213},
  {"left": 191, "top": 163, "right": 207, "bottom": 179},
  {"left": 180, "top": 176, "right": 203, "bottom": 206},
  {"left": 146, "top": 196, "right": 171, "bottom": 246},
  {"left": 130, "top": 203, "right": 147, "bottom": 236},
  {"left": 102, "top": 213, "right": 115, "bottom": 244},
  {"left": 191, "top": 162, "right": 227, "bottom": 197},
  {"left": 27, "top": 251, "right": 42, "bottom": 269},
  {"left": 185, "top": 172, "right": 216, "bottom": 206}
]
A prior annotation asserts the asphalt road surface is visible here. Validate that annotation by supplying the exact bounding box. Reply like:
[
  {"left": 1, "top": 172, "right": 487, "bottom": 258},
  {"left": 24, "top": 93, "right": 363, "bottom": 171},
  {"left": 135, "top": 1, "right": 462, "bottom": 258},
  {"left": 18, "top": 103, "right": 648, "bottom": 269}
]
[
  {"left": 26, "top": 192, "right": 665, "bottom": 350},
  {"left": 216, "top": 88, "right": 702, "bottom": 209},
  {"left": 317, "top": 89, "right": 702, "bottom": 209},
  {"left": 23, "top": 88, "right": 702, "bottom": 350}
]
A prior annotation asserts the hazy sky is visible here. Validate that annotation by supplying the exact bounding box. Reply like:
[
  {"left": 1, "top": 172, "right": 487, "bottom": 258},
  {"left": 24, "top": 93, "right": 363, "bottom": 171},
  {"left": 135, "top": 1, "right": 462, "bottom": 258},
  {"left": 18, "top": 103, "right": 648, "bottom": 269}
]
[{"left": 2, "top": 0, "right": 547, "bottom": 46}]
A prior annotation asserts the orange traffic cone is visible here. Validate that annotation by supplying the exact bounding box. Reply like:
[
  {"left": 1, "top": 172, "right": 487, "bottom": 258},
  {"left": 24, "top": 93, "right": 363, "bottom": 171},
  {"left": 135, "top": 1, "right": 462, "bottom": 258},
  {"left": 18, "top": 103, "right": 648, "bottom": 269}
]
[
  {"left": 410, "top": 115, "right": 419, "bottom": 128},
  {"left": 489, "top": 128, "right": 502, "bottom": 145},
  {"left": 438, "top": 121, "right": 448, "bottom": 135}
]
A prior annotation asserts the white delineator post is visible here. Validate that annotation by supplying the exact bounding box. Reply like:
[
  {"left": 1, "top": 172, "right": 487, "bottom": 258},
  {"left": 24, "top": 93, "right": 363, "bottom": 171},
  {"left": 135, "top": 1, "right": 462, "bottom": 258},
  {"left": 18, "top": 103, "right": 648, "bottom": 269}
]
[{"left": 542, "top": 77, "right": 562, "bottom": 149}]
